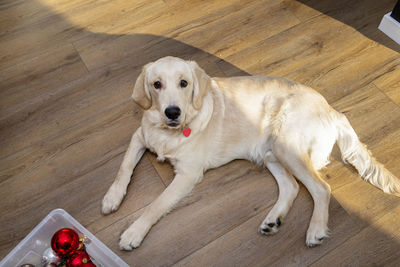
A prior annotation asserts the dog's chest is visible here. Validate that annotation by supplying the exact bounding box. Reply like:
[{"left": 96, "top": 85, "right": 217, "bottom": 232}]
[{"left": 144, "top": 128, "right": 187, "bottom": 162}]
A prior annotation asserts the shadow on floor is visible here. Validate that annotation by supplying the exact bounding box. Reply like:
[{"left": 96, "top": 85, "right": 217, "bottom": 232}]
[{"left": 297, "top": 0, "right": 400, "bottom": 52}]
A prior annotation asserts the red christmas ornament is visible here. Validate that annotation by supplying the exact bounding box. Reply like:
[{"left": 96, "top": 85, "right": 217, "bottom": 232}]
[
  {"left": 51, "top": 228, "right": 80, "bottom": 256},
  {"left": 67, "top": 251, "right": 96, "bottom": 267}
]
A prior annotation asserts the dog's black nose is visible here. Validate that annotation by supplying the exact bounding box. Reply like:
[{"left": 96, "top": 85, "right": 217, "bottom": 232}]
[{"left": 165, "top": 106, "right": 181, "bottom": 120}]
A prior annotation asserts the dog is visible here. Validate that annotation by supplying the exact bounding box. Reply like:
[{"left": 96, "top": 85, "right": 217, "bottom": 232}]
[{"left": 102, "top": 56, "right": 400, "bottom": 250}]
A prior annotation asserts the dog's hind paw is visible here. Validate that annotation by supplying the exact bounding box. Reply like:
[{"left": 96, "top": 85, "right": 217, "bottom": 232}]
[
  {"left": 306, "top": 224, "right": 329, "bottom": 247},
  {"left": 258, "top": 217, "right": 282, "bottom": 235}
]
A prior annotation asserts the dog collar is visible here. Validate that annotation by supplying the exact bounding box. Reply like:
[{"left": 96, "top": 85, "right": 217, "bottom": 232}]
[{"left": 182, "top": 127, "right": 191, "bottom": 137}]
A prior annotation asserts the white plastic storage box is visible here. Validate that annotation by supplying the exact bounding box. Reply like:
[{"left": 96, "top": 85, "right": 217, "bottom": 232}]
[{"left": 0, "top": 209, "right": 129, "bottom": 267}]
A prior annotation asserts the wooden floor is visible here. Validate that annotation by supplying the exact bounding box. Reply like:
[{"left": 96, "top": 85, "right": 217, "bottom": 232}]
[{"left": 1, "top": 0, "right": 400, "bottom": 265}]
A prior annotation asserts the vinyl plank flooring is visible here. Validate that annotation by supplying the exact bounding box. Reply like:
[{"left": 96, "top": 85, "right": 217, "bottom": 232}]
[
  {"left": 71, "top": 0, "right": 253, "bottom": 71},
  {"left": 95, "top": 161, "right": 278, "bottom": 266},
  {"left": 0, "top": 65, "right": 137, "bottom": 159},
  {"left": 0, "top": 0, "right": 133, "bottom": 69},
  {"left": 311, "top": 206, "right": 400, "bottom": 266},
  {"left": 36, "top": 0, "right": 165, "bottom": 35},
  {"left": 0, "top": 100, "right": 139, "bottom": 214},
  {"left": 333, "top": 178, "right": 400, "bottom": 228},
  {"left": 160, "top": 0, "right": 248, "bottom": 35},
  {"left": 0, "top": 0, "right": 94, "bottom": 35},
  {"left": 293, "top": 0, "right": 397, "bottom": 31},
  {"left": 291, "top": 0, "right": 400, "bottom": 53},
  {"left": 73, "top": 32, "right": 244, "bottom": 74},
  {"left": 285, "top": 0, "right": 395, "bottom": 25},
  {"left": 0, "top": 43, "right": 88, "bottom": 122},
  {"left": 281, "top": 0, "right": 323, "bottom": 22},
  {"left": 165, "top": 0, "right": 301, "bottom": 59},
  {"left": 174, "top": 188, "right": 361, "bottom": 267},
  {"left": 0, "top": 15, "right": 85, "bottom": 70},
  {"left": 373, "top": 58, "right": 400, "bottom": 106},
  {"left": 1, "top": 0, "right": 400, "bottom": 265},
  {"left": 224, "top": 14, "right": 397, "bottom": 104},
  {"left": 0, "top": 0, "right": 48, "bottom": 33}
]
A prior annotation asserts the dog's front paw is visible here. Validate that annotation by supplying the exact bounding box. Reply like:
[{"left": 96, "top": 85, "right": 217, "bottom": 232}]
[
  {"left": 102, "top": 184, "right": 126, "bottom": 215},
  {"left": 119, "top": 220, "right": 149, "bottom": 250}
]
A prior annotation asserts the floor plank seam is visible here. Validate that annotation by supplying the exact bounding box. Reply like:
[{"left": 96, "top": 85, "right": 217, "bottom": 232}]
[
  {"left": 329, "top": 169, "right": 360, "bottom": 193},
  {"left": 355, "top": 56, "right": 400, "bottom": 90},
  {"left": 287, "top": 4, "right": 320, "bottom": 24},
  {"left": 72, "top": 41, "right": 90, "bottom": 74},
  {"left": 70, "top": 35, "right": 168, "bottom": 74},
  {"left": 369, "top": 56, "right": 400, "bottom": 84},
  {"left": 371, "top": 81, "right": 400, "bottom": 109},
  {"left": 146, "top": 153, "right": 168, "bottom": 188}
]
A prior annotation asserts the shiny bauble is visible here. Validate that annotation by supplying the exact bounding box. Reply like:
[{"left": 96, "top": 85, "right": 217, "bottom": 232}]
[
  {"left": 67, "top": 251, "right": 96, "bottom": 267},
  {"left": 51, "top": 228, "right": 80, "bottom": 256},
  {"left": 41, "top": 247, "right": 62, "bottom": 265}
]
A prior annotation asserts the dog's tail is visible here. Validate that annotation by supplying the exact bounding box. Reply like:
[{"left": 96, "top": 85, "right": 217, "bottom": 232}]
[{"left": 336, "top": 113, "right": 400, "bottom": 197}]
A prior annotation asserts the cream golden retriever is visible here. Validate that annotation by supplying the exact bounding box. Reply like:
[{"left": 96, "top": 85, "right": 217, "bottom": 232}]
[{"left": 102, "top": 56, "right": 400, "bottom": 250}]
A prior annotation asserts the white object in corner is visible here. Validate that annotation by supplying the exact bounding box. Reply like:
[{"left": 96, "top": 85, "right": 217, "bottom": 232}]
[{"left": 379, "top": 12, "right": 400, "bottom": 45}]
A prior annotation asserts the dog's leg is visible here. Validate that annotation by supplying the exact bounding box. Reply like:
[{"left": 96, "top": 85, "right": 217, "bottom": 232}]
[
  {"left": 274, "top": 145, "right": 331, "bottom": 247},
  {"left": 119, "top": 170, "right": 202, "bottom": 250},
  {"left": 102, "top": 127, "right": 146, "bottom": 214},
  {"left": 259, "top": 152, "right": 299, "bottom": 235}
]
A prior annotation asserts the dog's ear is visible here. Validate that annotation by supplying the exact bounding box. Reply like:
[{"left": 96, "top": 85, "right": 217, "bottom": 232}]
[
  {"left": 132, "top": 63, "right": 152, "bottom": 110},
  {"left": 189, "top": 61, "right": 211, "bottom": 110}
]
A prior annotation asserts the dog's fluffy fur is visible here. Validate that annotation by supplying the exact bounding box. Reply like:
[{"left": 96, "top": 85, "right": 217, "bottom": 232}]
[{"left": 102, "top": 56, "right": 400, "bottom": 250}]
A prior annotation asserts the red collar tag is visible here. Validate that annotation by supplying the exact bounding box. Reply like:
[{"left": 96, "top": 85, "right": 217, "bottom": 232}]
[{"left": 182, "top": 128, "right": 191, "bottom": 137}]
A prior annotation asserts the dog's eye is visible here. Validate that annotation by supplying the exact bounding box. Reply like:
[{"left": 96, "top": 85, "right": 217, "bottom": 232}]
[
  {"left": 154, "top": 81, "right": 162, "bottom": 89},
  {"left": 180, "top": 80, "right": 188, "bottom": 88}
]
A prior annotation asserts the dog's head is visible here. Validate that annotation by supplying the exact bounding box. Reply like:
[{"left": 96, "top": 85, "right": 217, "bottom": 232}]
[{"left": 132, "top": 56, "right": 211, "bottom": 129}]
